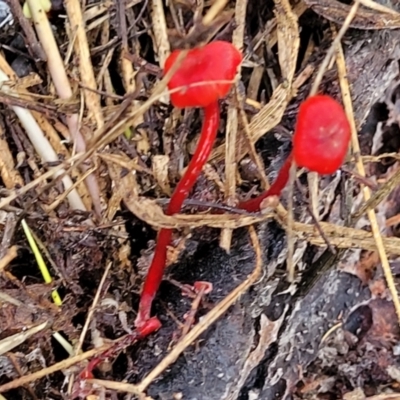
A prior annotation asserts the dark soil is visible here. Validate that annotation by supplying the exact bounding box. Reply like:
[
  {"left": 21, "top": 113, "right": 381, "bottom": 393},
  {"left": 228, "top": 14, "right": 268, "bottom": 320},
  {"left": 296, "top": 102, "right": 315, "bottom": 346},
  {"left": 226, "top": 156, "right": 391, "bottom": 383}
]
[{"left": 1, "top": 0, "right": 400, "bottom": 399}]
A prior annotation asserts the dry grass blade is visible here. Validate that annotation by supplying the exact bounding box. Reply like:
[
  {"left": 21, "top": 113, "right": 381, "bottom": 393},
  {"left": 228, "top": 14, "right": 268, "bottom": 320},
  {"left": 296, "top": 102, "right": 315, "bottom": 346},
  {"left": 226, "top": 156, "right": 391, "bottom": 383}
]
[
  {"left": 0, "top": 321, "right": 50, "bottom": 356},
  {"left": 151, "top": 0, "right": 170, "bottom": 104},
  {"left": 67, "top": 262, "right": 113, "bottom": 394},
  {"left": 85, "top": 379, "right": 151, "bottom": 399},
  {"left": 274, "top": 0, "right": 299, "bottom": 83},
  {"left": 115, "top": 195, "right": 400, "bottom": 254},
  {"left": 271, "top": 0, "right": 299, "bottom": 281},
  {"left": 335, "top": 32, "right": 400, "bottom": 323},
  {"left": 0, "top": 246, "right": 18, "bottom": 272},
  {"left": 304, "top": 0, "right": 400, "bottom": 30},
  {"left": 26, "top": 0, "right": 101, "bottom": 216},
  {"left": 151, "top": 0, "right": 170, "bottom": 68},
  {"left": 65, "top": 0, "right": 104, "bottom": 128},
  {"left": 75, "top": 262, "right": 112, "bottom": 353},
  {"left": 286, "top": 162, "right": 297, "bottom": 282},
  {"left": 247, "top": 1, "right": 307, "bottom": 101},
  {"left": 0, "top": 123, "right": 24, "bottom": 188},
  {"left": 0, "top": 343, "right": 115, "bottom": 393},
  {"left": 0, "top": 153, "right": 82, "bottom": 211},
  {"left": 239, "top": 106, "right": 270, "bottom": 190},
  {"left": 289, "top": 219, "right": 400, "bottom": 255},
  {"left": 202, "top": 0, "right": 231, "bottom": 25},
  {"left": 108, "top": 156, "right": 272, "bottom": 229},
  {"left": 352, "top": 167, "right": 400, "bottom": 220},
  {"left": 220, "top": 0, "right": 247, "bottom": 252},
  {"left": 46, "top": 164, "right": 97, "bottom": 212},
  {"left": 0, "top": 66, "right": 87, "bottom": 212}
]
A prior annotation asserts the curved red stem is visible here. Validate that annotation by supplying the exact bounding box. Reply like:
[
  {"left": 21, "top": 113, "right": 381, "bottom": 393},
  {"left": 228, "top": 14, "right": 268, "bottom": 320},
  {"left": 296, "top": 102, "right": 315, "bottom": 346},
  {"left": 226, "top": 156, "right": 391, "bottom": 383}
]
[
  {"left": 80, "top": 317, "right": 161, "bottom": 379},
  {"left": 238, "top": 151, "right": 293, "bottom": 212},
  {"left": 135, "top": 102, "right": 220, "bottom": 327}
]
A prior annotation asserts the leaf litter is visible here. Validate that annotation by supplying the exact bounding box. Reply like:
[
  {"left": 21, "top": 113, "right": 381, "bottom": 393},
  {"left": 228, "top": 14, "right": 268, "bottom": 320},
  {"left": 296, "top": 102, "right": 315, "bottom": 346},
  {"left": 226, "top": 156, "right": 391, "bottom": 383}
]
[{"left": 1, "top": 0, "right": 400, "bottom": 399}]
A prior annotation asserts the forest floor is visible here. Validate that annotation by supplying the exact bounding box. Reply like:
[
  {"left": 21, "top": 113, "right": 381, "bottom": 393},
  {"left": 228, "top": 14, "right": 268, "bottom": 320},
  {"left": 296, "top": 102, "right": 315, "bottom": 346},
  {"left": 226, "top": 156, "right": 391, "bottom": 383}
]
[{"left": 1, "top": 0, "right": 400, "bottom": 399}]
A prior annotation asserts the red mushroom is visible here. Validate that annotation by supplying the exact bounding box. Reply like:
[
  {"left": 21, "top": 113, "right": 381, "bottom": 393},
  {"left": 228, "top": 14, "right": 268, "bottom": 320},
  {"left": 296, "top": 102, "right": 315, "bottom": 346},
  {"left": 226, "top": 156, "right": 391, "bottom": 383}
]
[
  {"left": 238, "top": 95, "right": 351, "bottom": 212},
  {"left": 135, "top": 41, "right": 242, "bottom": 329},
  {"left": 293, "top": 95, "right": 351, "bottom": 174}
]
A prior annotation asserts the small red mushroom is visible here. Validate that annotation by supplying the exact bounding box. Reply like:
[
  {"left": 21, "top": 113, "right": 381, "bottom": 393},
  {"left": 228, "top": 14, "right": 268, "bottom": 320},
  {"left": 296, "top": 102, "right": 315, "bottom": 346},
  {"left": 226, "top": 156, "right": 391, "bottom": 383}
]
[
  {"left": 239, "top": 95, "right": 351, "bottom": 212},
  {"left": 293, "top": 95, "right": 351, "bottom": 174},
  {"left": 135, "top": 41, "right": 242, "bottom": 329},
  {"left": 165, "top": 41, "right": 242, "bottom": 108}
]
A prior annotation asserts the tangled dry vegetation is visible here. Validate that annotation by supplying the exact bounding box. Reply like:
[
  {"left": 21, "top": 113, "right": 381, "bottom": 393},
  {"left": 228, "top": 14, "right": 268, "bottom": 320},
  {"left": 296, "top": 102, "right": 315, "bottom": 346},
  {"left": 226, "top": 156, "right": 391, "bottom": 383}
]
[{"left": 2, "top": 0, "right": 400, "bottom": 399}]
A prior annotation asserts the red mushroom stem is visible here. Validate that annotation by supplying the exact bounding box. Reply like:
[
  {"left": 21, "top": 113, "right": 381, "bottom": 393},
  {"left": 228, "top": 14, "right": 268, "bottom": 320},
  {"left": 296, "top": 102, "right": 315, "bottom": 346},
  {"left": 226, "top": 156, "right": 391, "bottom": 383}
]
[
  {"left": 238, "top": 152, "right": 293, "bottom": 212},
  {"left": 134, "top": 42, "right": 241, "bottom": 330},
  {"left": 79, "top": 317, "right": 161, "bottom": 380},
  {"left": 134, "top": 41, "right": 241, "bottom": 330},
  {"left": 136, "top": 102, "right": 219, "bottom": 326}
]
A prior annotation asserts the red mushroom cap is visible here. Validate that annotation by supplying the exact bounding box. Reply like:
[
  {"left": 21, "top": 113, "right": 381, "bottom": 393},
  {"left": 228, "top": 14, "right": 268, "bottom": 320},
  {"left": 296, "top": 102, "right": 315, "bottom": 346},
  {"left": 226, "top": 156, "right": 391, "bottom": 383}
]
[
  {"left": 293, "top": 95, "right": 351, "bottom": 175},
  {"left": 164, "top": 41, "right": 242, "bottom": 108}
]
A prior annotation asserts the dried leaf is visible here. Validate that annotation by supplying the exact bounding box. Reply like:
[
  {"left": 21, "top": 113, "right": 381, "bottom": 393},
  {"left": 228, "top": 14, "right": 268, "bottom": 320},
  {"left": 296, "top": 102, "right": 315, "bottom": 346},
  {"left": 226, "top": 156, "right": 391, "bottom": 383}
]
[
  {"left": 136, "top": 127, "right": 150, "bottom": 155},
  {"left": 123, "top": 195, "right": 273, "bottom": 229},
  {"left": 274, "top": 0, "right": 299, "bottom": 83},
  {"left": 152, "top": 155, "right": 171, "bottom": 195},
  {"left": 0, "top": 321, "right": 50, "bottom": 356},
  {"left": 303, "top": 0, "right": 400, "bottom": 30}
]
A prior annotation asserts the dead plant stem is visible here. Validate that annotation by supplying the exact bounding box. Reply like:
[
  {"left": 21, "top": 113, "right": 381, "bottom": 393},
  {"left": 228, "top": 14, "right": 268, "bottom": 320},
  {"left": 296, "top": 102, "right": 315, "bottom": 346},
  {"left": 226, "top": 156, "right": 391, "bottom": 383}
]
[{"left": 220, "top": 0, "right": 247, "bottom": 251}]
